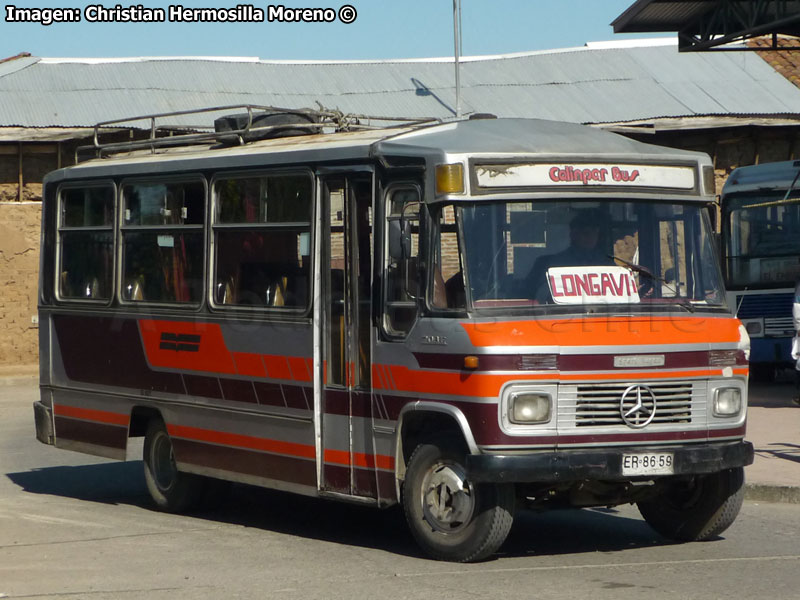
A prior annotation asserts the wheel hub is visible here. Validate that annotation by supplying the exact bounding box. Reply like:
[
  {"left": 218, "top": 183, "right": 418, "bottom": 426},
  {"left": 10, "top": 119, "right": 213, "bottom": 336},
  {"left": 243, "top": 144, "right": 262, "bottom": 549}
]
[{"left": 421, "top": 461, "right": 475, "bottom": 533}]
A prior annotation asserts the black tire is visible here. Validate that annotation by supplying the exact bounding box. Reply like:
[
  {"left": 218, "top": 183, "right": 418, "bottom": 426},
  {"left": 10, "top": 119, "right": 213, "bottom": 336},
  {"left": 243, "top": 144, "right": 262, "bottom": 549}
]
[
  {"left": 402, "top": 440, "right": 515, "bottom": 562},
  {"left": 143, "top": 419, "right": 203, "bottom": 513},
  {"left": 637, "top": 467, "right": 745, "bottom": 541}
]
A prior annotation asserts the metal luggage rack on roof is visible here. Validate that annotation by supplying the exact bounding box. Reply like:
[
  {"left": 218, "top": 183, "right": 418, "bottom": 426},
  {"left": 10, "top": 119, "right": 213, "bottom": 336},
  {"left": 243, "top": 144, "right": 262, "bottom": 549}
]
[{"left": 75, "top": 104, "right": 440, "bottom": 162}]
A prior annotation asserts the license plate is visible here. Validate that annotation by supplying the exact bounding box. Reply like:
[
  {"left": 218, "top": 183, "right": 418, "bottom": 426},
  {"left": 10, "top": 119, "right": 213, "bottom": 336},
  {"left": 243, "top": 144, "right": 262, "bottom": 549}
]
[{"left": 621, "top": 453, "right": 674, "bottom": 476}]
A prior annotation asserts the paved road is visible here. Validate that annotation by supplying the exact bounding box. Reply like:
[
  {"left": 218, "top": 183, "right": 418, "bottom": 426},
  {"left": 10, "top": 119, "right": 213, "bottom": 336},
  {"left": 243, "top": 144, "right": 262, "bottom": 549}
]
[{"left": 2, "top": 382, "right": 800, "bottom": 599}]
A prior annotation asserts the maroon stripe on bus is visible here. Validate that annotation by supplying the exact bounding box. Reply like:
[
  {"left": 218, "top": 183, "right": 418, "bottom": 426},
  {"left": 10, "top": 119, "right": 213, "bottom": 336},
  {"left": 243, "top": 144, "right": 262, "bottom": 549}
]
[
  {"left": 376, "top": 470, "right": 398, "bottom": 504},
  {"left": 323, "top": 463, "right": 350, "bottom": 493},
  {"left": 323, "top": 389, "right": 374, "bottom": 418},
  {"left": 55, "top": 416, "right": 128, "bottom": 450},
  {"left": 353, "top": 466, "right": 378, "bottom": 497},
  {"left": 219, "top": 378, "right": 258, "bottom": 405},
  {"left": 283, "top": 385, "right": 309, "bottom": 410},
  {"left": 414, "top": 351, "right": 721, "bottom": 372},
  {"left": 324, "top": 388, "right": 349, "bottom": 415},
  {"left": 53, "top": 315, "right": 184, "bottom": 394},
  {"left": 183, "top": 374, "right": 223, "bottom": 400},
  {"left": 172, "top": 438, "right": 316, "bottom": 487},
  {"left": 254, "top": 381, "right": 285, "bottom": 407}
]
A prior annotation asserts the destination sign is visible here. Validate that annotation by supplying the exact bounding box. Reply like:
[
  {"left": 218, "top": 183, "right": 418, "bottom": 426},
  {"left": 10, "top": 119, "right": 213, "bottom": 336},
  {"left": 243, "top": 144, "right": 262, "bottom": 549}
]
[
  {"left": 475, "top": 163, "right": 696, "bottom": 190},
  {"left": 547, "top": 266, "right": 640, "bottom": 305}
]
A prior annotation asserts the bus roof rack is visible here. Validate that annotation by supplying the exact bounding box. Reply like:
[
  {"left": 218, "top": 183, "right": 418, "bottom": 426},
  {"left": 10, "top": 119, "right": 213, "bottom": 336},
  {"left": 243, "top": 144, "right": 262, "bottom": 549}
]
[{"left": 75, "top": 104, "right": 440, "bottom": 162}]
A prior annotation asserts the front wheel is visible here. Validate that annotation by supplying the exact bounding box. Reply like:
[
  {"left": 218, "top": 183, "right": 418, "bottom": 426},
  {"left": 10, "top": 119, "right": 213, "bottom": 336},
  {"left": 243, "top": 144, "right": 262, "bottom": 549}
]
[
  {"left": 637, "top": 467, "right": 745, "bottom": 541},
  {"left": 402, "top": 441, "right": 514, "bottom": 562},
  {"left": 143, "top": 418, "right": 203, "bottom": 512}
]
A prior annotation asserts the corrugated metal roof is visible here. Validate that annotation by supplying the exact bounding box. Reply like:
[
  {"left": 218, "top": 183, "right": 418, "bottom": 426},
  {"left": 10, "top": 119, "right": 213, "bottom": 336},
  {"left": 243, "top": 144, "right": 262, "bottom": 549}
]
[{"left": 2, "top": 41, "right": 800, "bottom": 130}]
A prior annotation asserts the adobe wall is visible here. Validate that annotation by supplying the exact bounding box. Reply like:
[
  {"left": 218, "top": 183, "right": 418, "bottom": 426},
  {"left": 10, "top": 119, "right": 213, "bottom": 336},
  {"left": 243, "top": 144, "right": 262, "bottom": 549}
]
[{"left": 0, "top": 201, "right": 41, "bottom": 366}]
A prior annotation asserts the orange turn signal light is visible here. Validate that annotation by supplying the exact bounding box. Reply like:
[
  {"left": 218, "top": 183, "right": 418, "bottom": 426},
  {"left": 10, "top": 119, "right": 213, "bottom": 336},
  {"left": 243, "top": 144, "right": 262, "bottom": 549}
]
[
  {"left": 464, "top": 355, "right": 479, "bottom": 370},
  {"left": 436, "top": 163, "right": 465, "bottom": 195}
]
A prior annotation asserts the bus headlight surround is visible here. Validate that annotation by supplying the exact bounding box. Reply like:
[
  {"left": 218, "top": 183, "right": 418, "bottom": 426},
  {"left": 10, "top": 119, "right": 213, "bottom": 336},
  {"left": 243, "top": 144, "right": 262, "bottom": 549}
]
[
  {"left": 713, "top": 387, "right": 742, "bottom": 417},
  {"left": 508, "top": 391, "right": 552, "bottom": 424}
]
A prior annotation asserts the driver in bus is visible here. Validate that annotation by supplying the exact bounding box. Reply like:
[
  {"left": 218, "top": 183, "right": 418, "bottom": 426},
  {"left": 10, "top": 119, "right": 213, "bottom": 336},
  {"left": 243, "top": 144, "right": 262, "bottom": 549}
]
[{"left": 526, "top": 209, "right": 613, "bottom": 301}]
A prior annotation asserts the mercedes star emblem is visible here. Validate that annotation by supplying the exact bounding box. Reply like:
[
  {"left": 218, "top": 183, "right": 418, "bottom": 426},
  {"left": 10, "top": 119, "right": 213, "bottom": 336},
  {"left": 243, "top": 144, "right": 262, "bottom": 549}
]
[{"left": 620, "top": 384, "right": 658, "bottom": 428}]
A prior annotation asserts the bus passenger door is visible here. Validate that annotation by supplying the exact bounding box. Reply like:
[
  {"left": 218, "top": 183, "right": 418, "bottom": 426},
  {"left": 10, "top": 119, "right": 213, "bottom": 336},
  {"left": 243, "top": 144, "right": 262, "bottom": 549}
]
[{"left": 319, "top": 174, "right": 376, "bottom": 498}]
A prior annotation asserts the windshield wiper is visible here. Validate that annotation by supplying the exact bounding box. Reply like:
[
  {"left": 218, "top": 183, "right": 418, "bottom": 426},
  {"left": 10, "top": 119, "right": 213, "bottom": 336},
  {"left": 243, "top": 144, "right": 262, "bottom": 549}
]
[
  {"left": 608, "top": 254, "right": 694, "bottom": 312},
  {"left": 609, "top": 254, "right": 658, "bottom": 280}
]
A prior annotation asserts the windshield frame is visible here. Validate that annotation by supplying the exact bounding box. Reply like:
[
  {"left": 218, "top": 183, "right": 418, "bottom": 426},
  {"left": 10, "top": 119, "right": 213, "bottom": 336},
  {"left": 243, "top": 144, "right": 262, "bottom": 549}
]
[{"left": 427, "top": 197, "right": 729, "bottom": 318}]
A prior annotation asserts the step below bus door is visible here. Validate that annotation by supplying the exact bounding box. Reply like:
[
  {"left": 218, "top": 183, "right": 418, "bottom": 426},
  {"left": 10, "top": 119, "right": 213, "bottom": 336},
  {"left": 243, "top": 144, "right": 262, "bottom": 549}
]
[{"left": 318, "top": 173, "right": 378, "bottom": 499}]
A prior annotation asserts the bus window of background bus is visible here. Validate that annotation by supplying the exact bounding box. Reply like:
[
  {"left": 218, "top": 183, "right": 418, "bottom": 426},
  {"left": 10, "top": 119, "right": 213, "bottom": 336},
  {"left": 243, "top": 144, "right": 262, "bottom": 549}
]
[
  {"left": 58, "top": 184, "right": 115, "bottom": 301},
  {"left": 457, "top": 200, "right": 725, "bottom": 311},
  {"left": 212, "top": 173, "right": 312, "bottom": 310},
  {"left": 383, "top": 186, "right": 420, "bottom": 336},
  {"left": 121, "top": 179, "right": 205, "bottom": 304},
  {"left": 724, "top": 194, "right": 800, "bottom": 289}
]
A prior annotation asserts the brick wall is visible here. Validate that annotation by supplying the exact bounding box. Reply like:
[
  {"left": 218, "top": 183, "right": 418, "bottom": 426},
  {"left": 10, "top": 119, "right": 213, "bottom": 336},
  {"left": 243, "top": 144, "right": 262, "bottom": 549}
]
[{"left": 0, "top": 202, "right": 41, "bottom": 366}]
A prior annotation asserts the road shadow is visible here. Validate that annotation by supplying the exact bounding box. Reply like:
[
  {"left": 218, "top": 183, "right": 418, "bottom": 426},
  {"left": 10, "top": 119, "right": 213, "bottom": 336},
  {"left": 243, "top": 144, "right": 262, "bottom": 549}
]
[
  {"left": 499, "top": 506, "right": 670, "bottom": 558},
  {"left": 6, "top": 461, "right": 151, "bottom": 506},
  {"left": 755, "top": 443, "right": 800, "bottom": 464},
  {"left": 6, "top": 462, "right": 675, "bottom": 560}
]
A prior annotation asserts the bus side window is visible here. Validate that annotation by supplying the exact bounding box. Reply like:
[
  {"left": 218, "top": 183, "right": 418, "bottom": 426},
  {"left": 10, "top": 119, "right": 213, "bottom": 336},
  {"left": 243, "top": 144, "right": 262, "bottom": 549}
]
[
  {"left": 58, "top": 185, "right": 115, "bottom": 301},
  {"left": 213, "top": 173, "right": 312, "bottom": 310},
  {"left": 383, "top": 186, "right": 420, "bottom": 336},
  {"left": 121, "top": 180, "right": 205, "bottom": 304}
]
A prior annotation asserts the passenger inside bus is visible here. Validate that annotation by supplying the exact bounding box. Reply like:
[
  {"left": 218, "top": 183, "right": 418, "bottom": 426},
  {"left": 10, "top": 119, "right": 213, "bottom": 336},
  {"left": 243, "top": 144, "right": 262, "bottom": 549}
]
[
  {"left": 525, "top": 209, "right": 613, "bottom": 300},
  {"left": 215, "top": 230, "right": 308, "bottom": 308}
]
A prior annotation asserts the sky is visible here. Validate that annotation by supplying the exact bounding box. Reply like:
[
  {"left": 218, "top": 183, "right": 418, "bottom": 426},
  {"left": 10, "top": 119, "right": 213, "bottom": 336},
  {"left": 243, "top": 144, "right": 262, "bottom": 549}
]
[{"left": 1, "top": 1, "right": 671, "bottom": 60}]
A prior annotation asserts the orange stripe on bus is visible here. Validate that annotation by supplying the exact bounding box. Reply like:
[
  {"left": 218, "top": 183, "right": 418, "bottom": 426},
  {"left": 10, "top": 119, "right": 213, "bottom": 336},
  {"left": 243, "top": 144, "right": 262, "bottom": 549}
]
[
  {"left": 54, "top": 404, "right": 129, "bottom": 427},
  {"left": 139, "top": 320, "right": 237, "bottom": 374},
  {"left": 324, "top": 448, "right": 395, "bottom": 471},
  {"left": 461, "top": 316, "right": 741, "bottom": 347},
  {"left": 288, "top": 356, "right": 312, "bottom": 382},
  {"left": 232, "top": 352, "right": 267, "bottom": 378},
  {"left": 168, "top": 424, "right": 316, "bottom": 460},
  {"left": 383, "top": 364, "right": 745, "bottom": 398},
  {"left": 263, "top": 354, "right": 293, "bottom": 380}
]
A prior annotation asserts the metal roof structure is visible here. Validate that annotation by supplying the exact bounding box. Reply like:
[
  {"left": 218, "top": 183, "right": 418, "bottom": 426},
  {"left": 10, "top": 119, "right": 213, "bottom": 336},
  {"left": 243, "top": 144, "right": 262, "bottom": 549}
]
[
  {"left": 4, "top": 39, "right": 800, "bottom": 140},
  {"left": 613, "top": 0, "right": 800, "bottom": 51}
]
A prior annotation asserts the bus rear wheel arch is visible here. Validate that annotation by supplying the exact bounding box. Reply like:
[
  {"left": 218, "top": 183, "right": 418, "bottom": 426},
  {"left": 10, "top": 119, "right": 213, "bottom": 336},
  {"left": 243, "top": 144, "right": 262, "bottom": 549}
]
[{"left": 401, "top": 436, "right": 515, "bottom": 562}]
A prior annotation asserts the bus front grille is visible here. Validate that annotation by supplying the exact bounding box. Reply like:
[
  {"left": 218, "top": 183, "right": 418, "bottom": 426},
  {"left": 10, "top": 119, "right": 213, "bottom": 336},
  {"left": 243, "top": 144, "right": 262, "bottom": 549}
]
[{"left": 574, "top": 382, "right": 693, "bottom": 427}]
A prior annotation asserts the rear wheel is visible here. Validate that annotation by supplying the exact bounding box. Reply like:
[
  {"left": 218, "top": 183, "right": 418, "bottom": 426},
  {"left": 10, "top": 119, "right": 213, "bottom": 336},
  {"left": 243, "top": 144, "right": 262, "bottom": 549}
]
[
  {"left": 402, "top": 440, "right": 514, "bottom": 562},
  {"left": 143, "top": 419, "right": 203, "bottom": 512},
  {"left": 637, "top": 467, "right": 745, "bottom": 541}
]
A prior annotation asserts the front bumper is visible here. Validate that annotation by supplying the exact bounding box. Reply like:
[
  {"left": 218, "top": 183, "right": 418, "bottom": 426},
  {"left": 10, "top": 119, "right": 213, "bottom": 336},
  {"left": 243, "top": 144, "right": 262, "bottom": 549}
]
[{"left": 466, "top": 441, "right": 754, "bottom": 483}]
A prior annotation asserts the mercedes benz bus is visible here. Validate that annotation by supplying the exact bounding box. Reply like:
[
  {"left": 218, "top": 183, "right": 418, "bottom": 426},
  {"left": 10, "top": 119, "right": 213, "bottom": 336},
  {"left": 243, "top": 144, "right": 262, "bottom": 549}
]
[{"left": 34, "top": 109, "right": 753, "bottom": 562}]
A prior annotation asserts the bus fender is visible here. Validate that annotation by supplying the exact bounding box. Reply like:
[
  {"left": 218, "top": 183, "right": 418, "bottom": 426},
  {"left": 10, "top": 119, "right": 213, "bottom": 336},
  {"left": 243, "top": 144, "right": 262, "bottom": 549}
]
[{"left": 394, "top": 401, "right": 480, "bottom": 499}]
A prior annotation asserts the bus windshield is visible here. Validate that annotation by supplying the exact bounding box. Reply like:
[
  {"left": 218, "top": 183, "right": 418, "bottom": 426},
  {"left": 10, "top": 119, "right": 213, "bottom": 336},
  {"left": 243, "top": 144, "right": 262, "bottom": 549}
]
[
  {"left": 435, "top": 200, "right": 725, "bottom": 312},
  {"left": 724, "top": 193, "right": 800, "bottom": 288}
]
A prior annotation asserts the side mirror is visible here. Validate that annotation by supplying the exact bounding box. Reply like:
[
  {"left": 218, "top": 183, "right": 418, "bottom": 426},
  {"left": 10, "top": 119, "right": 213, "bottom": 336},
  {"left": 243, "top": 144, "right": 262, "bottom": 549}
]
[{"left": 389, "top": 219, "right": 412, "bottom": 260}]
